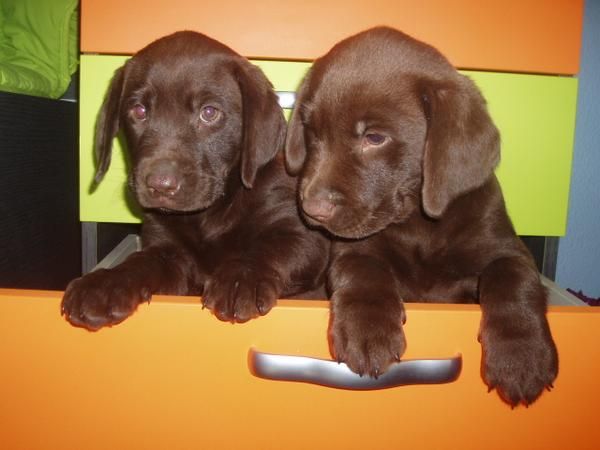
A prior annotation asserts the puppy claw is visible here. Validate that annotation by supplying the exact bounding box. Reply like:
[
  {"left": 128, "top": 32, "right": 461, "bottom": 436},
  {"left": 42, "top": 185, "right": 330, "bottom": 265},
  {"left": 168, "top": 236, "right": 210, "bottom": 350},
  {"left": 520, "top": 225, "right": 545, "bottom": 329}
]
[{"left": 140, "top": 287, "right": 151, "bottom": 302}]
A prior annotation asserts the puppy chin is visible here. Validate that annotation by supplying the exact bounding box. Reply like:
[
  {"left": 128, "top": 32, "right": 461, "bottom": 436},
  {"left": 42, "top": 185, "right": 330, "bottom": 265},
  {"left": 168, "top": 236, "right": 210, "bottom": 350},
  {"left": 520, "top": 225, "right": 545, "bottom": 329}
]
[
  {"left": 302, "top": 210, "right": 389, "bottom": 240},
  {"left": 136, "top": 189, "right": 221, "bottom": 214}
]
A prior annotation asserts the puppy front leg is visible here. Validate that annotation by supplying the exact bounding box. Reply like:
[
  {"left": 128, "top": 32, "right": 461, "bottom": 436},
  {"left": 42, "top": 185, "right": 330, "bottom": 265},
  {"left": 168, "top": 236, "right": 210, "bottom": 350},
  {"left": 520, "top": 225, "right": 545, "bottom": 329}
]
[
  {"left": 328, "top": 253, "right": 406, "bottom": 378},
  {"left": 62, "top": 245, "right": 197, "bottom": 330},
  {"left": 203, "top": 228, "right": 328, "bottom": 323},
  {"left": 478, "top": 256, "right": 558, "bottom": 406}
]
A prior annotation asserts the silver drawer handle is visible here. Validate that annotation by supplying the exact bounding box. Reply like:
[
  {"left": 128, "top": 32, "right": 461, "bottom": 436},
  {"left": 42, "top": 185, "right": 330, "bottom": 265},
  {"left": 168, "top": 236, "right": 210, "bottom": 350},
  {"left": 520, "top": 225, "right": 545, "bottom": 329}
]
[{"left": 248, "top": 349, "right": 462, "bottom": 390}]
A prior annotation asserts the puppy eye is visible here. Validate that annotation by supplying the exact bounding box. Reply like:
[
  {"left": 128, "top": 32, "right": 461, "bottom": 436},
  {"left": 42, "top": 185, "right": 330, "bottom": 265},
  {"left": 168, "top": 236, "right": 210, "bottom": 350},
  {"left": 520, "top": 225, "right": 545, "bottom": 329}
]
[
  {"left": 130, "top": 103, "right": 147, "bottom": 121},
  {"left": 200, "top": 105, "right": 221, "bottom": 124},
  {"left": 363, "top": 133, "right": 388, "bottom": 148}
]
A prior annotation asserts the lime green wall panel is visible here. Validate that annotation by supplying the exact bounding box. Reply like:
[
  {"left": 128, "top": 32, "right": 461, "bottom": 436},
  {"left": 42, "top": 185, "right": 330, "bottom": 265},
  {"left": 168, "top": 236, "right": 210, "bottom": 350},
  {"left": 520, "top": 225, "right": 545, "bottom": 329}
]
[
  {"left": 465, "top": 72, "right": 577, "bottom": 236},
  {"left": 80, "top": 55, "right": 140, "bottom": 223},
  {"left": 252, "top": 60, "right": 312, "bottom": 91},
  {"left": 80, "top": 55, "right": 577, "bottom": 235}
]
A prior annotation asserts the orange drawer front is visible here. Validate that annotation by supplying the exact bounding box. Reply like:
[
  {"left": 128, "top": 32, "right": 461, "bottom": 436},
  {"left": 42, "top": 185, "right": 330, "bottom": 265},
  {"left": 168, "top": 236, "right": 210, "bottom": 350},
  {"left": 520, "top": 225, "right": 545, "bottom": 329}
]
[
  {"left": 80, "top": 0, "right": 583, "bottom": 75},
  {"left": 1, "top": 289, "right": 599, "bottom": 450}
]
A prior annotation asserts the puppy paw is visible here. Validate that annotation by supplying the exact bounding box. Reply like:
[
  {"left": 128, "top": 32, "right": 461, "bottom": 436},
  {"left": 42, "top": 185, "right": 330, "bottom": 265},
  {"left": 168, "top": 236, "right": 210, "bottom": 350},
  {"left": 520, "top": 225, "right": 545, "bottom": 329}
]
[
  {"left": 61, "top": 269, "right": 151, "bottom": 331},
  {"left": 330, "top": 293, "right": 407, "bottom": 378},
  {"left": 203, "top": 261, "right": 283, "bottom": 323},
  {"left": 480, "top": 327, "right": 558, "bottom": 407}
]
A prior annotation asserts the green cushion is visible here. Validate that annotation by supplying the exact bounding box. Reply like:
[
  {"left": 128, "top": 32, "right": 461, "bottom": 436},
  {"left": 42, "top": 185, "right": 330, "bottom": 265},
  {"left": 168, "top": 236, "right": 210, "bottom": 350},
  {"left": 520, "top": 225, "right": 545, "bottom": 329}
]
[
  {"left": 0, "top": 0, "right": 78, "bottom": 98},
  {"left": 80, "top": 55, "right": 577, "bottom": 236}
]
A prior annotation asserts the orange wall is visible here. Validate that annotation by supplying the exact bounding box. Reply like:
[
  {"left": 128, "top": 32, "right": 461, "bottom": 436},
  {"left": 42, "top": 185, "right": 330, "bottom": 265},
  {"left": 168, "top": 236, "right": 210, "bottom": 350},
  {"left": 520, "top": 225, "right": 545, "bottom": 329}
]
[{"left": 81, "top": 0, "right": 583, "bottom": 74}]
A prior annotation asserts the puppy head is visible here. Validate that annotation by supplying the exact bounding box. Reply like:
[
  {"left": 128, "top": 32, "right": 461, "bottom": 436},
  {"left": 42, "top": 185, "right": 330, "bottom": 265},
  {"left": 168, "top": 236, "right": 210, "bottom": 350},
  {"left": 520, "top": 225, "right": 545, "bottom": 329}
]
[
  {"left": 95, "top": 31, "right": 285, "bottom": 212},
  {"left": 285, "top": 27, "right": 499, "bottom": 238}
]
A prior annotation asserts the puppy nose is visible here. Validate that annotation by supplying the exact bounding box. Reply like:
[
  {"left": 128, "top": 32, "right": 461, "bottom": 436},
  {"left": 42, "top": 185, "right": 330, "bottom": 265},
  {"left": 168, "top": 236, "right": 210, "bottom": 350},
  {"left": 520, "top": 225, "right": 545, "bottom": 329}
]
[
  {"left": 146, "top": 163, "right": 181, "bottom": 197},
  {"left": 302, "top": 192, "right": 336, "bottom": 222}
]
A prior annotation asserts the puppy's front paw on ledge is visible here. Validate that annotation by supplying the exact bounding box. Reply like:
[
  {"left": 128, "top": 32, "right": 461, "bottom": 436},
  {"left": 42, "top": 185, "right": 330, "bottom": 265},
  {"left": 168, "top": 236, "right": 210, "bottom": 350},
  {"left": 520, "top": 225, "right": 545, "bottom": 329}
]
[
  {"left": 61, "top": 268, "right": 151, "bottom": 331},
  {"left": 329, "top": 298, "right": 407, "bottom": 378},
  {"left": 203, "top": 262, "right": 283, "bottom": 323},
  {"left": 480, "top": 328, "right": 558, "bottom": 407}
]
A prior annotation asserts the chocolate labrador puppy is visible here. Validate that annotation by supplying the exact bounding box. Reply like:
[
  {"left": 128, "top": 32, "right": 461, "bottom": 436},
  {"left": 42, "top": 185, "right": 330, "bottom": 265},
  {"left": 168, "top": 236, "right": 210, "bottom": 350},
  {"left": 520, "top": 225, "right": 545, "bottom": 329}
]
[
  {"left": 62, "top": 31, "right": 329, "bottom": 330},
  {"left": 285, "top": 27, "right": 558, "bottom": 406}
]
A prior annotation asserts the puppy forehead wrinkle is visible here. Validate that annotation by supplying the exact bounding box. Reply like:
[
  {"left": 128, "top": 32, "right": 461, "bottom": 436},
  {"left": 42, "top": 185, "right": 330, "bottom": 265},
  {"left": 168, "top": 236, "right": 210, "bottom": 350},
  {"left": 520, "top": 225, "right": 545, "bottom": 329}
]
[
  {"left": 125, "top": 82, "right": 156, "bottom": 104},
  {"left": 132, "top": 47, "right": 236, "bottom": 81},
  {"left": 128, "top": 63, "right": 240, "bottom": 112}
]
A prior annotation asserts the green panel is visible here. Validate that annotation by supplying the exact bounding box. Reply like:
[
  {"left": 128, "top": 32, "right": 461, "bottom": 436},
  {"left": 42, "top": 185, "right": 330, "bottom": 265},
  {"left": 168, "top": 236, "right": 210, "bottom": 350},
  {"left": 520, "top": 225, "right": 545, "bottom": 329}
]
[
  {"left": 464, "top": 72, "right": 578, "bottom": 236},
  {"left": 80, "top": 56, "right": 577, "bottom": 235},
  {"left": 252, "top": 60, "right": 311, "bottom": 91},
  {"left": 80, "top": 55, "right": 139, "bottom": 223}
]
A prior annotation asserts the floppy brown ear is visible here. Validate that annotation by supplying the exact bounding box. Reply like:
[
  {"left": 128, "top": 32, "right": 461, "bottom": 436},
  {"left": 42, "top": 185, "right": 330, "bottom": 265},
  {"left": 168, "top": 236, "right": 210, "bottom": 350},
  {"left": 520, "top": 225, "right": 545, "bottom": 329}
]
[
  {"left": 284, "top": 70, "right": 312, "bottom": 176},
  {"left": 235, "top": 61, "right": 286, "bottom": 189},
  {"left": 421, "top": 74, "right": 500, "bottom": 218},
  {"left": 94, "top": 66, "right": 126, "bottom": 184}
]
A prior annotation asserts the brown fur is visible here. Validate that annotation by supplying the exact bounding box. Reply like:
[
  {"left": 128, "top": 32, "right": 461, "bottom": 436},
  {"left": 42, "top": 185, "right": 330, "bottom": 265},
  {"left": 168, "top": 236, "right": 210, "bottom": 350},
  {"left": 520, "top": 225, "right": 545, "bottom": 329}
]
[
  {"left": 62, "top": 31, "right": 329, "bottom": 329},
  {"left": 285, "top": 27, "right": 558, "bottom": 406}
]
